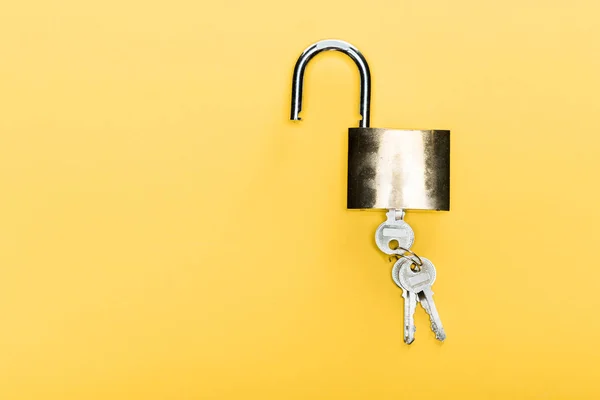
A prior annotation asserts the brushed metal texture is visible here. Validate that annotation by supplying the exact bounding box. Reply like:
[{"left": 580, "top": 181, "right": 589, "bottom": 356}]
[{"left": 347, "top": 128, "right": 450, "bottom": 210}]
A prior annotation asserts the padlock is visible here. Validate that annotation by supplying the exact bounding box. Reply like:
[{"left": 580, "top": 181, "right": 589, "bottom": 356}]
[
  {"left": 289, "top": 39, "right": 451, "bottom": 344},
  {"left": 290, "top": 39, "right": 450, "bottom": 211}
]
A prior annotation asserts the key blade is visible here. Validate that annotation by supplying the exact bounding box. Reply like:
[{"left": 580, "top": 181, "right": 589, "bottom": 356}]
[
  {"left": 409, "top": 291, "right": 417, "bottom": 344},
  {"left": 419, "top": 289, "right": 446, "bottom": 342},
  {"left": 403, "top": 290, "right": 416, "bottom": 344}
]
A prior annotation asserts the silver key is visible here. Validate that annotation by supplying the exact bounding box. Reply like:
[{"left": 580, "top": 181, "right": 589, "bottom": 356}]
[
  {"left": 392, "top": 259, "right": 417, "bottom": 344},
  {"left": 398, "top": 258, "right": 446, "bottom": 342},
  {"left": 375, "top": 209, "right": 415, "bottom": 255}
]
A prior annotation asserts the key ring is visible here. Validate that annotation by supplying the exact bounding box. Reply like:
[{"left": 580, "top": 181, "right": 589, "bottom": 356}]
[{"left": 388, "top": 247, "right": 424, "bottom": 271}]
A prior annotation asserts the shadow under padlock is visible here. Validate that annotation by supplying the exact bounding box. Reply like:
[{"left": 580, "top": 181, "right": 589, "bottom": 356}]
[{"left": 289, "top": 39, "right": 450, "bottom": 345}]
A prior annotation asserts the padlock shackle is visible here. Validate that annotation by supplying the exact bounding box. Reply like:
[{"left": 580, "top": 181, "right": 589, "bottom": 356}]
[{"left": 290, "top": 39, "right": 371, "bottom": 128}]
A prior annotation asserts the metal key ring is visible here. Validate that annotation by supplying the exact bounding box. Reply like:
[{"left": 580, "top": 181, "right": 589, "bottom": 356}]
[{"left": 388, "top": 247, "right": 424, "bottom": 271}]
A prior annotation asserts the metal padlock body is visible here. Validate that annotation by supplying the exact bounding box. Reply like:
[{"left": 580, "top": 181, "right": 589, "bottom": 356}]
[{"left": 347, "top": 128, "right": 450, "bottom": 210}]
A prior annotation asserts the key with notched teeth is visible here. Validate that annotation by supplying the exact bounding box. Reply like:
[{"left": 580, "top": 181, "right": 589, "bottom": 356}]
[
  {"left": 392, "top": 258, "right": 417, "bottom": 344},
  {"left": 396, "top": 257, "right": 446, "bottom": 342}
]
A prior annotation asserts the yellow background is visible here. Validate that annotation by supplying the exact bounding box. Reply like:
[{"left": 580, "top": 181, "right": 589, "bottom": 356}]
[{"left": 1, "top": 0, "right": 600, "bottom": 398}]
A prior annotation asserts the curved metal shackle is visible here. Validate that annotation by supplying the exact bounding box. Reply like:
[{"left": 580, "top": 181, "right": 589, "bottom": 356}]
[{"left": 290, "top": 39, "right": 371, "bottom": 128}]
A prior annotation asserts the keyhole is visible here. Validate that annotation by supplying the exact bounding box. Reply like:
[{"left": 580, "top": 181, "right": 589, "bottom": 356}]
[{"left": 389, "top": 240, "right": 399, "bottom": 250}]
